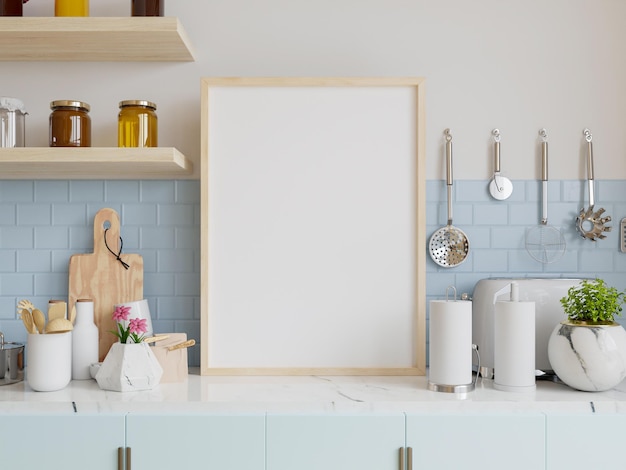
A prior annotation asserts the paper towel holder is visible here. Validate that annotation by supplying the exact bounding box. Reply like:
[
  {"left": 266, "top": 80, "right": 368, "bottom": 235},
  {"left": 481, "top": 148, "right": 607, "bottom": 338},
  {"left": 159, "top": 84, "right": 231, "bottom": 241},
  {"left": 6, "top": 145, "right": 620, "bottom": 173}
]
[
  {"left": 428, "top": 286, "right": 481, "bottom": 393},
  {"left": 428, "top": 344, "right": 480, "bottom": 393}
]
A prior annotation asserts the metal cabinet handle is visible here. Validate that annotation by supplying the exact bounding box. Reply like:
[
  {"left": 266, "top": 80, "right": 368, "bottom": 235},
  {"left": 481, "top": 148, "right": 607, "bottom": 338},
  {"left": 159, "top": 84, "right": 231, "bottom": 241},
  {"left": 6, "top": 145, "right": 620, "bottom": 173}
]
[
  {"left": 399, "top": 447, "right": 405, "bottom": 470},
  {"left": 126, "top": 447, "right": 132, "bottom": 470},
  {"left": 118, "top": 448, "right": 124, "bottom": 470},
  {"left": 407, "top": 447, "right": 413, "bottom": 470}
]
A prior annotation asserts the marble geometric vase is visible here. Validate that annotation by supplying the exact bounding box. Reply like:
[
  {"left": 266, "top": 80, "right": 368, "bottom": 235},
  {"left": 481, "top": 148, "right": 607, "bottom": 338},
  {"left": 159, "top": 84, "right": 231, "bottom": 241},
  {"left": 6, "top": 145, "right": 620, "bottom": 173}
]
[
  {"left": 548, "top": 321, "right": 626, "bottom": 392},
  {"left": 95, "top": 342, "right": 163, "bottom": 392}
]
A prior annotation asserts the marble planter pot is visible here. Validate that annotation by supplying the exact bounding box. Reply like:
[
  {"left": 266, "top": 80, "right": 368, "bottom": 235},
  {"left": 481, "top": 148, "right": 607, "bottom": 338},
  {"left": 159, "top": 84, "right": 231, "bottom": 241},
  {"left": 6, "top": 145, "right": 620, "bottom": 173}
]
[
  {"left": 95, "top": 342, "right": 163, "bottom": 392},
  {"left": 548, "top": 321, "right": 626, "bottom": 392}
]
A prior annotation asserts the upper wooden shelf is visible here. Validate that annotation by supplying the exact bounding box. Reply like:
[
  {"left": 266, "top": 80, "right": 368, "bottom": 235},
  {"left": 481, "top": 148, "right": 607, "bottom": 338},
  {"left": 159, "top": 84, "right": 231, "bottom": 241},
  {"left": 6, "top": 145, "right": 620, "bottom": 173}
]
[
  {"left": 0, "top": 17, "right": 194, "bottom": 61},
  {"left": 0, "top": 147, "right": 194, "bottom": 179}
]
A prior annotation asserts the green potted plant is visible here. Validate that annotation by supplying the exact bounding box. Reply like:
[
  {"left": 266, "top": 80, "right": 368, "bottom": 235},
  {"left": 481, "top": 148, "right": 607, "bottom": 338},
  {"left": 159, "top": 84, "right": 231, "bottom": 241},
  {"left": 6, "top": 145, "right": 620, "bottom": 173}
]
[
  {"left": 560, "top": 278, "right": 626, "bottom": 324},
  {"left": 548, "top": 278, "right": 626, "bottom": 391}
]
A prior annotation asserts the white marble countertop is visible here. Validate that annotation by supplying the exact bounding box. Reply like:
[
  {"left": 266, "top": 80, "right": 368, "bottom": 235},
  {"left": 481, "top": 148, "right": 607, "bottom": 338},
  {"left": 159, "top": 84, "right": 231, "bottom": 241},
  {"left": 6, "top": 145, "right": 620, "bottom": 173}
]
[{"left": 2, "top": 368, "right": 626, "bottom": 415}]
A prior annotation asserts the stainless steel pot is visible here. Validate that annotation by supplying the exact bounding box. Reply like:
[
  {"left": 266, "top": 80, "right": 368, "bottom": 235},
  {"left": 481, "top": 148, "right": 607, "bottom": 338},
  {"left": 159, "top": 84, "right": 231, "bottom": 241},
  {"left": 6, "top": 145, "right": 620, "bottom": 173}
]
[
  {"left": 0, "top": 331, "right": 25, "bottom": 385},
  {"left": 0, "top": 97, "right": 27, "bottom": 148}
]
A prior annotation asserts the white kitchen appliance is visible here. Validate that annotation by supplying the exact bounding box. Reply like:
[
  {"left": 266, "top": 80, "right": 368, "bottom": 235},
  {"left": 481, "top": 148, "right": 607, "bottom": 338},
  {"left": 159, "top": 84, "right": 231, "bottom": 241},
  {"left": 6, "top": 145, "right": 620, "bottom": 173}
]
[{"left": 472, "top": 278, "right": 582, "bottom": 379}]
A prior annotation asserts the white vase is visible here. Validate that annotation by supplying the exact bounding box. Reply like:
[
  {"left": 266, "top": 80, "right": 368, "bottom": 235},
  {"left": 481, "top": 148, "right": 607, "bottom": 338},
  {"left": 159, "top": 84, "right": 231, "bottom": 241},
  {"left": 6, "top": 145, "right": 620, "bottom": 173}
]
[
  {"left": 95, "top": 342, "right": 163, "bottom": 392},
  {"left": 548, "top": 321, "right": 626, "bottom": 392},
  {"left": 72, "top": 299, "right": 99, "bottom": 380}
]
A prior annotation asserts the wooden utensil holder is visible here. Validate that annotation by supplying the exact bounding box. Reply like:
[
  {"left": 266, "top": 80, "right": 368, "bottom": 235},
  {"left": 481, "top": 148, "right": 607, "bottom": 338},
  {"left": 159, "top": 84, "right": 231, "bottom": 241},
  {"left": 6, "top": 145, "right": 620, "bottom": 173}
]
[{"left": 150, "top": 333, "right": 189, "bottom": 383}]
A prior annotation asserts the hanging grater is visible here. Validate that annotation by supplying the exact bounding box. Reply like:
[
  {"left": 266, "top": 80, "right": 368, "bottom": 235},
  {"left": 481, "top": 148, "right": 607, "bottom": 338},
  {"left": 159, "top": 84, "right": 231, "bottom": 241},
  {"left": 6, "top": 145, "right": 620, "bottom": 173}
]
[{"left": 621, "top": 218, "right": 626, "bottom": 253}]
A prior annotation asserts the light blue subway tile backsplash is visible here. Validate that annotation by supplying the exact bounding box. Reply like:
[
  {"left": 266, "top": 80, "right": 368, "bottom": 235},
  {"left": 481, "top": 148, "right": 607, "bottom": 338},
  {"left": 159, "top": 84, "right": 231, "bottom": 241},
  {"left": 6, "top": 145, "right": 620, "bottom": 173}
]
[
  {"left": 52, "top": 204, "right": 88, "bottom": 225},
  {"left": 0, "top": 179, "right": 624, "bottom": 368},
  {"left": 159, "top": 204, "right": 195, "bottom": 226},
  {"left": 105, "top": 181, "right": 140, "bottom": 202},
  {"left": 123, "top": 203, "right": 158, "bottom": 226},
  {"left": 1, "top": 227, "right": 33, "bottom": 248},
  {"left": 176, "top": 180, "right": 201, "bottom": 203},
  {"left": 17, "top": 250, "right": 51, "bottom": 272},
  {"left": 34, "top": 181, "right": 69, "bottom": 202},
  {"left": 17, "top": 204, "right": 51, "bottom": 225},
  {"left": 70, "top": 181, "right": 105, "bottom": 202},
  {"left": 0, "top": 251, "right": 16, "bottom": 272},
  {"left": 0, "top": 181, "right": 33, "bottom": 202},
  {"left": 140, "top": 180, "right": 176, "bottom": 202},
  {"left": 35, "top": 227, "right": 70, "bottom": 249}
]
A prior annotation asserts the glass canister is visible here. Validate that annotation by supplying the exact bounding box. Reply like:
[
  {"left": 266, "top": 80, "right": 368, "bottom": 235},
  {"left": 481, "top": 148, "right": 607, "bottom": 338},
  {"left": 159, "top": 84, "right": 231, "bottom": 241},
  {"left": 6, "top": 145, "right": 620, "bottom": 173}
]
[
  {"left": 131, "top": 0, "right": 163, "bottom": 16},
  {"left": 0, "top": 97, "right": 27, "bottom": 148},
  {"left": 118, "top": 100, "right": 158, "bottom": 148},
  {"left": 49, "top": 100, "right": 91, "bottom": 147},
  {"left": 54, "top": 0, "right": 88, "bottom": 16}
]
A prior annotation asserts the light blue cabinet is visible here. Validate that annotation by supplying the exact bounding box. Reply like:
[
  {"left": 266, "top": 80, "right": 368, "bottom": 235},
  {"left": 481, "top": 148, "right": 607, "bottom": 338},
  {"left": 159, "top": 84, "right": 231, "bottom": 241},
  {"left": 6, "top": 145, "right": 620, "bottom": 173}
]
[
  {"left": 546, "top": 413, "right": 626, "bottom": 470},
  {"left": 5, "top": 408, "right": 622, "bottom": 470},
  {"left": 266, "top": 414, "right": 406, "bottom": 470},
  {"left": 406, "top": 413, "right": 546, "bottom": 470},
  {"left": 0, "top": 412, "right": 125, "bottom": 469},
  {"left": 125, "top": 413, "right": 265, "bottom": 470}
]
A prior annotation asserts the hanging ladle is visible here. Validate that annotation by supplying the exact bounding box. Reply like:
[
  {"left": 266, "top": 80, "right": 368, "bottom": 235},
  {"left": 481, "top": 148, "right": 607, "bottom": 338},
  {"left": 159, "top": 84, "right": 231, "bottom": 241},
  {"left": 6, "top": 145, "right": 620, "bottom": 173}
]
[
  {"left": 576, "top": 128, "right": 611, "bottom": 241},
  {"left": 488, "top": 129, "right": 513, "bottom": 200}
]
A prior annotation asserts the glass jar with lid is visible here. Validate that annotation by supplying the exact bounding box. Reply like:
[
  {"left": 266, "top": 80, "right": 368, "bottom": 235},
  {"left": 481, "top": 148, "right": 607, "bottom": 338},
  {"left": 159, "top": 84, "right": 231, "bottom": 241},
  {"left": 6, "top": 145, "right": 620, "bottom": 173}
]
[
  {"left": 0, "top": 97, "right": 27, "bottom": 148},
  {"left": 118, "top": 100, "right": 158, "bottom": 148},
  {"left": 55, "top": 0, "right": 89, "bottom": 16},
  {"left": 131, "top": 0, "right": 163, "bottom": 16},
  {"left": 49, "top": 100, "right": 91, "bottom": 147}
]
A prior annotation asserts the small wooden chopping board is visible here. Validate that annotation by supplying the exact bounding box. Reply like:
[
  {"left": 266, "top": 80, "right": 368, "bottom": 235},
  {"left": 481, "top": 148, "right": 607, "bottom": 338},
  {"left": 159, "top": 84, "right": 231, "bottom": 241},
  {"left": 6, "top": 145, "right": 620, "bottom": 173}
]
[{"left": 69, "top": 208, "right": 144, "bottom": 361}]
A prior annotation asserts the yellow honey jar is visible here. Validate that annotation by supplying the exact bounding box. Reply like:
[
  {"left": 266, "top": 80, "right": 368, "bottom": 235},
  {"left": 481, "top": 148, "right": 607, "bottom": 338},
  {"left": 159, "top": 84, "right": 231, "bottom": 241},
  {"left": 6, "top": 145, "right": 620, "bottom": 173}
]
[
  {"left": 55, "top": 0, "right": 89, "bottom": 16},
  {"left": 118, "top": 100, "right": 158, "bottom": 148}
]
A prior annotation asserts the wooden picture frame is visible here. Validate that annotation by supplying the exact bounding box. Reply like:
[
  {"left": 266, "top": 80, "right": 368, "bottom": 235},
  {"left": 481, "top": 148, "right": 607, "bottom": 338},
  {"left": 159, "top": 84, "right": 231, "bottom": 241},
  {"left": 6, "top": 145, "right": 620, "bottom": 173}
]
[{"left": 200, "top": 77, "right": 425, "bottom": 375}]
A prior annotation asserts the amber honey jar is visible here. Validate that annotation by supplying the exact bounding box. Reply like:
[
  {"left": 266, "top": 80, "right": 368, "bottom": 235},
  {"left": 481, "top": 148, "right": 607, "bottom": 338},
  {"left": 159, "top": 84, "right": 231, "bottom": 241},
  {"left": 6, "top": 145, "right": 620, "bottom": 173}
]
[
  {"left": 118, "top": 100, "right": 158, "bottom": 148},
  {"left": 131, "top": 0, "right": 163, "bottom": 16},
  {"left": 49, "top": 100, "right": 91, "bottom": 147}
]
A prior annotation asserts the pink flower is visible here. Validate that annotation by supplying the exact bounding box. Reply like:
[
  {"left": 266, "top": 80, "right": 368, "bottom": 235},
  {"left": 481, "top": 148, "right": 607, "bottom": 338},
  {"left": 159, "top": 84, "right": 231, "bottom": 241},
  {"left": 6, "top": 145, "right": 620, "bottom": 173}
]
[
  {"left": 128, "top": 318, "right": 148, "bottom": 335},
  {"left": 112, "top": 305, "right": 131, "bottom": 322}
]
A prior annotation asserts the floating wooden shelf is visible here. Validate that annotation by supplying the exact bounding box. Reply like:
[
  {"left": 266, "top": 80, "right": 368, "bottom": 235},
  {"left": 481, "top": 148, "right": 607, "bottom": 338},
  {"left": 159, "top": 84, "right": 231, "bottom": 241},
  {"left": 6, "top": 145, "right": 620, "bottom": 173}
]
[
  {"left": 0, "top": 147, "right": 193, "bottom": 179},
  {"left": 0, "top": 17, "right": 194, "bottom": 61}
]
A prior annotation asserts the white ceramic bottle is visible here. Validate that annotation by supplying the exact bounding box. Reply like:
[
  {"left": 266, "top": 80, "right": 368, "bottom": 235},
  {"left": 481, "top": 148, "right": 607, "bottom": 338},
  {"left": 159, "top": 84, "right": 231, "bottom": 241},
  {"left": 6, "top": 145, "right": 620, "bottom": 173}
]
[{"left": 71, "top": 299, "right": 99, "bottom": 380}]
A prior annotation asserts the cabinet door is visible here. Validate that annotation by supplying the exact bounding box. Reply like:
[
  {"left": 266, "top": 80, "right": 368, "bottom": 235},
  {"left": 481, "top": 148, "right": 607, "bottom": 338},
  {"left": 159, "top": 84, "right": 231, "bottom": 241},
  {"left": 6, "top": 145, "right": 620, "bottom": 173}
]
[
  {"left": 546, "top": 413, "right": 626, "bottom": 470},
  {"left": 0, "top": 412, "right": 125, "bottom": 469},
  {"left": 407, "top": 413, "right": 546, "bottom": 470},
  {"left": 126, "top": 413, "right": 265, "bottom": 470},
  {"left": 266, "top": 414, "right": 405, "bottom": 470}
]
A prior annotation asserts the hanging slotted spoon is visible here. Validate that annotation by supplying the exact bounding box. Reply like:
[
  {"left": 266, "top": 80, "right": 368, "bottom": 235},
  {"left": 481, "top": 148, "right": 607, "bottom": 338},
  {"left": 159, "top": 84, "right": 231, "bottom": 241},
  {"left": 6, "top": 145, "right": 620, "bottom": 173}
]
[
  {"left": 525, "top": 129, "right": 566, "bottom": 263},
  {"left": 429, "top": 129, "right": 470, "bottom": 268}
]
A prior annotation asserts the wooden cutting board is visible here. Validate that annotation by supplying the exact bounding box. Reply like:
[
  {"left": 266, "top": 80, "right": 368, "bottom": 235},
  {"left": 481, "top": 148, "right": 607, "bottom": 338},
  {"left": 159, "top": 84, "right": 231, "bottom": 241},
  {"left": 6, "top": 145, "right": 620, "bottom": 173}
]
[{"left": 69, "top": 208, "right": 144, "bottom": 361}]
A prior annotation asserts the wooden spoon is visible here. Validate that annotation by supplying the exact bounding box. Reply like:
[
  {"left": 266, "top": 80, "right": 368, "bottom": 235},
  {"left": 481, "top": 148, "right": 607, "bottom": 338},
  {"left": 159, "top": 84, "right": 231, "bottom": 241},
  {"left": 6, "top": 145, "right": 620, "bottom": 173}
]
[
  {"left": 19, "top": 309, "right": 37, "bottom": 334},
  {"left": 17, "top": 299, "right": 35, "bottom": 312},
  {"left": 32, "top": 308, "right": 46, "bottom": 334},
  {"left": 44, "top": 317, "right": 74, "bottom": 334}
]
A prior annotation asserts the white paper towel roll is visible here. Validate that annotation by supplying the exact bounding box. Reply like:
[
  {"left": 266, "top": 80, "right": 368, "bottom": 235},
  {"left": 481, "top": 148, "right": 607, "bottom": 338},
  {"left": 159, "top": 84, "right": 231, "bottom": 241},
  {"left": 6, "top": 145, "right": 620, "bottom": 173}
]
[
  {"left": 429, "top": 300, "right": 472, "bottom": 387},
  {"left": 494, "top": 300, "right": 536, "bottom": 392}
]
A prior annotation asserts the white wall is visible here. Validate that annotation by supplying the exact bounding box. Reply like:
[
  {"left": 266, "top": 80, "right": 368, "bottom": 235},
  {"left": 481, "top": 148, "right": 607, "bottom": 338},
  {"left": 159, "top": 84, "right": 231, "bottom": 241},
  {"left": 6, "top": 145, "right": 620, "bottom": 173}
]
[{"left": 6, "top": 0, "right": 626, "bottom": 181}]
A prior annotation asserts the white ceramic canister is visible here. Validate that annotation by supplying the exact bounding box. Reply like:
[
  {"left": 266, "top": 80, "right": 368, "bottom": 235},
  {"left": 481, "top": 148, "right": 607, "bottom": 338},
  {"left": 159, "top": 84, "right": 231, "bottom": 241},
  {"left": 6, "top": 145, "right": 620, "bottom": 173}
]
[
  {"left": 27, "top": 331, "right": 72, "bottom": 392},
  {"left": 0, "top": 97, "right": 27, "bottom": 147},
  {"left": 72, "top": 299, "right": 99, "bottom": 380}
]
